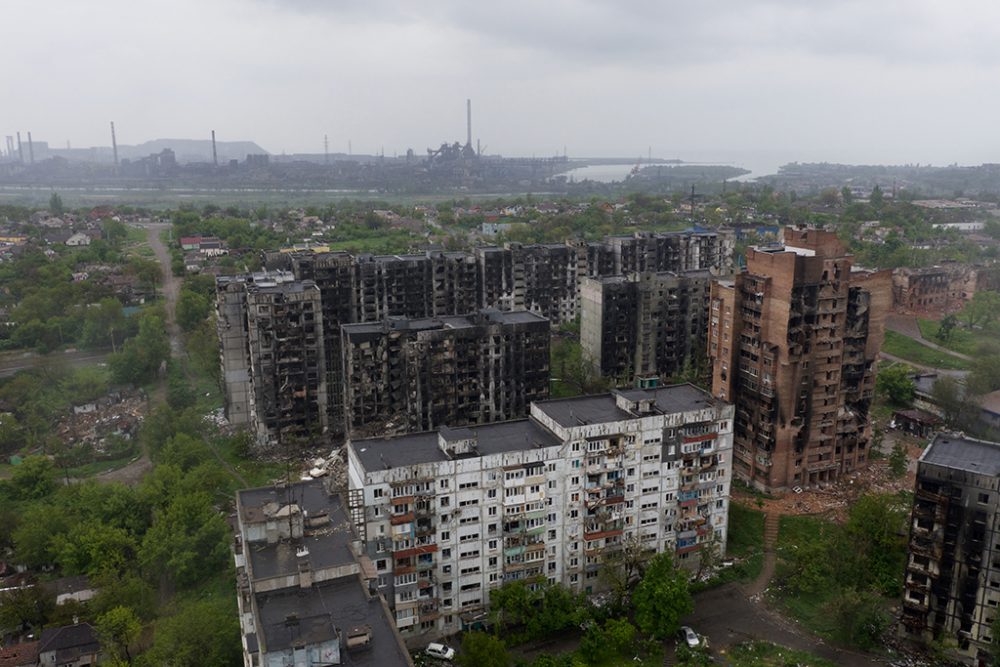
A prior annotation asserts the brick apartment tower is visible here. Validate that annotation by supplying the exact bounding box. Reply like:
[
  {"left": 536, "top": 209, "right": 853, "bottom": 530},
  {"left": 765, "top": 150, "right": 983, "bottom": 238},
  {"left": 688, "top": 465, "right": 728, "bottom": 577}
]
[{"left": 708, "top": 227, "right": 891, "bottom": 492}]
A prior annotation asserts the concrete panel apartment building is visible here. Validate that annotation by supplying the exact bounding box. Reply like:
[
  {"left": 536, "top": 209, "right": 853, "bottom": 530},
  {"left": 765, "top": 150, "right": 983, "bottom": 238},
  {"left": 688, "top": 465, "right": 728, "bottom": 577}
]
[
  {"left": 233, "top": 480, "right": 412, "bottom": 667},
  {"left": 580, "top": 269, "right": 712, "bottom": 384},
  {"left": 346, "top": 384, "right": 734, "bottom": 642},
  {"left": 221, "top": 230, "right": 733, "bottom": 448},
  {"left": 708, "top": 227, "right": 891, "bottom": 493},
  {"left": 901, "top": 433, "right": 1000, "bottom": 665}
]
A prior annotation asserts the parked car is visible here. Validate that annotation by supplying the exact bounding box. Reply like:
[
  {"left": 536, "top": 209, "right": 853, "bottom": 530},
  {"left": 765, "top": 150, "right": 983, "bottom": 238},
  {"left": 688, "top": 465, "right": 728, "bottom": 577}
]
[
  {"left": 679, "top": 626, "right": 701, "bottom": 648},
  {"left": 425, "top": 642, "right": 456, "bottom": 661}
]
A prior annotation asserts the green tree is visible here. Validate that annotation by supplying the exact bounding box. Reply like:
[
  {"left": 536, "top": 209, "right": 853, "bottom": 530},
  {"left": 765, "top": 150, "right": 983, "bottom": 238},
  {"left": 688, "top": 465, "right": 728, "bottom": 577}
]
[
  {"left": 175, "top": 290, "right": 211, "bottom": 332},
  {"left": 824, "top": 589, "right": 890, "bottom": 650},
  {"left": 580, "top": 618, "right": 637, "bottom": 664},
  {"left": 960, "top": 291, "right": 1000, "bottom": 330},
  {"left": 869, "top": 185, "right": 884, "bottom": 209},
  {"left": 840, "top": 494, "right": 908, "bottom": 595},
  {"left": 875, "top": 364, "right": 915, "bottom": 405},
  {"left": 109, "top": 312, "right": 170, "bottom": 385},
  {"left": 456, "top": 631, "right": 510, "bottom": 667},
  {"left": 139, "top": 491, "right": 229, "bottom": 588},
  {"left": 932, "top": 375, "right": 975, "bottom": 429},
  {"left": 96, "top": 606, "right": 141, "bottom": 666},
  {"left": 0, "top": 586, "right": 54, "bottom": 635},
  {"left": 10, "top": 455, "right": 56, "bottom": 500},
  {"left": 141, "top": 598, "right": 241, "bottom": 667},
  {"left": 48, "top": 192, "right": 64, "bottom": 216},
  {"left": 936, "top": 314, "right": 958, "bottom": 342},
  {"left": 632, "top": 553, "right": 692, "bottom": 639}
]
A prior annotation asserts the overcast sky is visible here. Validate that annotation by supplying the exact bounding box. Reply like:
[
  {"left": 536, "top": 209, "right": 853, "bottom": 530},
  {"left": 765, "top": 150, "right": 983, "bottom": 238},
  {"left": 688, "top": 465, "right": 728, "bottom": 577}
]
[{"left": 4, "top": 0, "right": 1000, "bottom": 171}]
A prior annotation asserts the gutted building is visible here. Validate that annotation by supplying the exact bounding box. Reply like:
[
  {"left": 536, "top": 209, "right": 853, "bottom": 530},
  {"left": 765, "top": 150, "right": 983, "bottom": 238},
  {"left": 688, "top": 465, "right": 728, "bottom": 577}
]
[
  {"left": 218, "top": 271, "right": 328, "bottom": 449},
  {"left": 901, "top": 433, "right": 1000, "bottom": 665},
  {"left": 220, "top": 230, "right": 733, "bottom": 448},
  {"left": 341, "top": 310, "right": 550, "bottom": 437},
  {"left": 234, "top": 480, "right": 412, "bottom": 667},
  {"left": 892, "top": 265, "right": 977, "bottom": 316},
  {"left": 346, "top": 384, "right": 734, "bottom": 643},
  {"left": 580, "top": 270, "right": 712, "bottom": 384},
  {"left": 708, "top": 227, "right": 891, "bottom": 492}
]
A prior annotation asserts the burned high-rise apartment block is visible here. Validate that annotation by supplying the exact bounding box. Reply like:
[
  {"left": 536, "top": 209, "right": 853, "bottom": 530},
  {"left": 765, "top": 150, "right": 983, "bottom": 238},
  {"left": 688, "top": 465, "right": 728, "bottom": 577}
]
[
  {"left": 901, "top": 433, "right": 1000, "bottom": 665},
  {"left": 341, "top": 309, "right": 550, "bottom": 436},
  {"left": 708, "top": 227, "right": 891, "bottom": 492},
  {"left": 579, "top": 270, "right": 712, "bottom": 384},
  {"left": 220, "top": 230, "right": 733, "bottom": 448}
]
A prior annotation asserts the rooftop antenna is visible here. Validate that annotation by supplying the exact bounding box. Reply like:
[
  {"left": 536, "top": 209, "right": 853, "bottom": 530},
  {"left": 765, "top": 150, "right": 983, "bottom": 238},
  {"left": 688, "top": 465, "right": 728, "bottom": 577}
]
[
  {"left": 211, "top": 130, "right": 218, "bottom": 167},
  {"left": 16, "top": 132, "right": 24, "bottom": 164},
  {"left": 110, "top": 121, "right": 119, "bottom": 166},
  {"left": 466, "top": 98, "right": 472, "bottom": 148},
  {"left": 324, "top": 134, "right": 329, "bottom": 165},
  {"left": 26, "top": 132, "right": 34, "bottom": 163}
]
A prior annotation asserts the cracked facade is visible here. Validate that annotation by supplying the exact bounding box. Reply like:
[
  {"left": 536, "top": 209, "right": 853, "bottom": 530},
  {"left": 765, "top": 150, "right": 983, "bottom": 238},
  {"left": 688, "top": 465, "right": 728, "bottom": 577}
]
[
  {"left": 708, "top": 228, "right": 891, "bottom": 493},
  {"left": 346, "top": 384, "right": 734, "bottom": 643}
]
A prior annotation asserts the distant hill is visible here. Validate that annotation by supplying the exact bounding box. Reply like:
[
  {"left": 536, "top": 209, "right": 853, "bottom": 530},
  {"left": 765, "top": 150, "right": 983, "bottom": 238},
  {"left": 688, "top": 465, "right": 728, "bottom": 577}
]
[{"left": 120, "top": 138, "right": 269, "bottom": 163}]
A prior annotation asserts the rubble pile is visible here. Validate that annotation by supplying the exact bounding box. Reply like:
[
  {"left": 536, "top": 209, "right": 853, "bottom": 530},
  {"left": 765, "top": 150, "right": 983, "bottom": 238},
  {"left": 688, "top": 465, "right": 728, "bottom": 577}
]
[{"left": 56, "top": 388, "right": 146, "bottom": 458}]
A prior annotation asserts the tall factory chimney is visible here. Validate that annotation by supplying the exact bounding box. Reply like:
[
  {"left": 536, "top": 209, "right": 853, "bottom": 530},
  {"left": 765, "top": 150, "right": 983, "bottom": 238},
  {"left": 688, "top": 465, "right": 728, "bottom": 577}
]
[
  {"left": 466, "top": 99, "right": 472, "bottom": 148},
  {"left": 211, "top": 130, "right": 218, "bottom": 166},
  {"left": 16, "top": 132, "right": 24, "bottom": 164},
  {"left": 26, "top": 132, "right": 34, "bottom": 164},
  {"left": 4, "top": 136, "right": 14, "bottom": 160},
  {"left": 110, "top": 121, "right": 119, "bottom": 166}
]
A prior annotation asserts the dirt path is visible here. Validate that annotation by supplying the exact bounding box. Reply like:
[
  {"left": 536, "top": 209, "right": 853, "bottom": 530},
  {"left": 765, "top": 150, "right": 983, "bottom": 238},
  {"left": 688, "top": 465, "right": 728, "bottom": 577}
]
[
  {"left": 744, "top": 512, "right": 780, "bottom": 598},
  {"left": 143, "top": 223, "right": 247, "bottom": 487}
]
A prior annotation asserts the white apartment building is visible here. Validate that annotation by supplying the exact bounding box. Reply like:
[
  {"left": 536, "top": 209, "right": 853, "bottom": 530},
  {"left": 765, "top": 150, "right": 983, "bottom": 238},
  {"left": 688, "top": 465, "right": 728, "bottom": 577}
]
[{"left": 345, "top": 384, "right": 734, "bottom": 643}]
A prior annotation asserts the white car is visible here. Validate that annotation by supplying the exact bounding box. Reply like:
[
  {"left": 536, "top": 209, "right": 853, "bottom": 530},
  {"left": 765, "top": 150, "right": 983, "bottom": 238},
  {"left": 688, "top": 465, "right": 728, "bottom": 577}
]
[
  {"left": 679, "top": 626, "right": 701, "bottom": 649},
  {"left": 425, "top": 642, "right": 456, "bottom": 661}
]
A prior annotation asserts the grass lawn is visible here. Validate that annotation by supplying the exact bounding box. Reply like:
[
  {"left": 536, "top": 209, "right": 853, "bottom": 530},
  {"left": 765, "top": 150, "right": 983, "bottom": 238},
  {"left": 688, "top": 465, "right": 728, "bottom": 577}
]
[
  {"left": 64, "top": 451, "right": 140, "bottom": 477},
  {"left": 723, "top": 641, "right": 838, "bottom": 667},
  {"left": 692, "top": 502, "right": 765, "bottom": 590},
  {"left": 916, "top": 317, "right": 995, "bottom": 357},
  {"left": 882, "top": 330, "right": 972, "bottom": 370},
  {"left": 772, "top": 515, "right": 841, "bottom": 637}
]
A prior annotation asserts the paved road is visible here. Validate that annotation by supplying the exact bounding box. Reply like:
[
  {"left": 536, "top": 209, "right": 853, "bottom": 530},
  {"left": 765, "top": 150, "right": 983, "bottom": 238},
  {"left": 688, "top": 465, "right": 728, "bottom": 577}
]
[
  {"left": 0, "top": 348, "right": 112, "bottom": 378},
  {"left": 684, "top": 584, "right": 889, "bottom": 667}
]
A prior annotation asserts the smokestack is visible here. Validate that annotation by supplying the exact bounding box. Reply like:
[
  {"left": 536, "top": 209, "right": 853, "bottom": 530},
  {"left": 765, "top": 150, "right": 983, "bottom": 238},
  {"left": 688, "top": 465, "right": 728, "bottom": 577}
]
[
  {"left": 110, "top": 121, "right": 119, "bottom": 166},
  {"left": 466, "top": 99, "right": 472, "bottom": 148},
  {"left": 4, "top": 136, "right": 13, "bottom": 160},
  {"left": 211, "top": 130, "right": 218, "bottom": 166},
  {"left": 27, "top": 132, "right": 34, "bottom": 164},
  {"left": 16, "top": 132, "right": 23, "bottom": 164}
]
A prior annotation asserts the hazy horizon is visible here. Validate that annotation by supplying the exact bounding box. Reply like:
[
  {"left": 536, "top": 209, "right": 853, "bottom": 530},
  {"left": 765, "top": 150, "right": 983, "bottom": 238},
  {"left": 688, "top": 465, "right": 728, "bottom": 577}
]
[{"left": 5, "top": 0, "right": 1000, "bottom": 169}]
